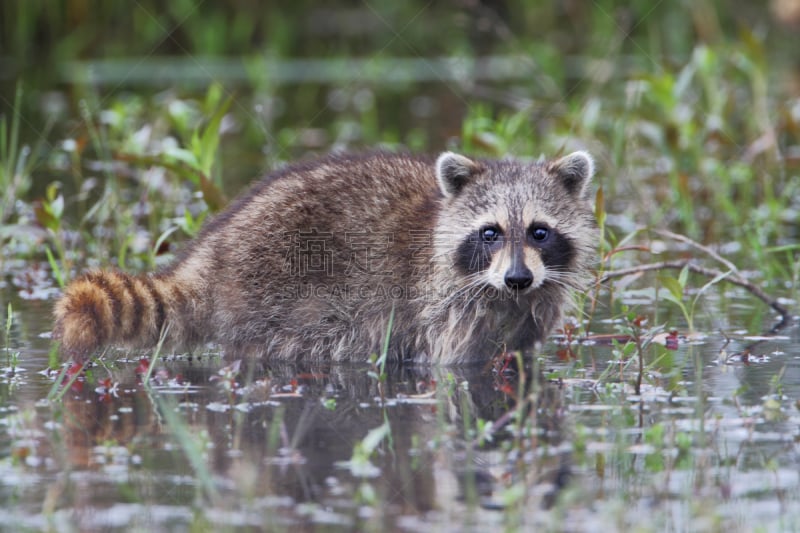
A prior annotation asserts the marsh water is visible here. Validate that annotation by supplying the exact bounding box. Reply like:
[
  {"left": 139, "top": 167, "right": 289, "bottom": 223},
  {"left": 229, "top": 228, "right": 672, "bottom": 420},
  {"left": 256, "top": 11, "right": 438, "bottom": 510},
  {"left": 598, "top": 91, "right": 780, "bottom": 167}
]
[
  {"left": 1, "top": 271, "right": 799, "bottom": 531},
  {"left": 2, "top": 2, "right": 800, "bottom": 532}
]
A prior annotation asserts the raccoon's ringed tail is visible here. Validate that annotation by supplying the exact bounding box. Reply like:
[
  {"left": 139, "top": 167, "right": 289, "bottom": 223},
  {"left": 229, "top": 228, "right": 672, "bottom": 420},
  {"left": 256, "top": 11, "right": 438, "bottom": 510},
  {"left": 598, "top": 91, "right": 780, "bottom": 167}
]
[
  {"left": 53, "top": 270, "right": 172, "bottom": 361},
  {"left": 53, "top": 274, "right": 112, "bottom": 359}
]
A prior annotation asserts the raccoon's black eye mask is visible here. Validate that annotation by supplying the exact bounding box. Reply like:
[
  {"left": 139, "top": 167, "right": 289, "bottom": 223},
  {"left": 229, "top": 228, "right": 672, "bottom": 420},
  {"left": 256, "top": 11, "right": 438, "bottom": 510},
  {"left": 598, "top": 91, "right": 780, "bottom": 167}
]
[{"left": 528, "top": 225, "right": 550, "bottom": 243}]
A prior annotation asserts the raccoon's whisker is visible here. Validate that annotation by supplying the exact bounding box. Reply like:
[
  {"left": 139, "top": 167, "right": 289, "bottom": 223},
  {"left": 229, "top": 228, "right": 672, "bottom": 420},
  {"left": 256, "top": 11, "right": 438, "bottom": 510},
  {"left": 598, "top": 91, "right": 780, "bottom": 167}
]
[
  {"left": 433, "top": 272, "right": 484, "bottom": 301},
  {"left": 545, "top": 276, "right": 581, "bottom": 290},
  {"left": 431, "top": 275, "right": 489, "bottom": 322},
  {"left": 545, "top": 270, "right": 588, "bottom": 291}
]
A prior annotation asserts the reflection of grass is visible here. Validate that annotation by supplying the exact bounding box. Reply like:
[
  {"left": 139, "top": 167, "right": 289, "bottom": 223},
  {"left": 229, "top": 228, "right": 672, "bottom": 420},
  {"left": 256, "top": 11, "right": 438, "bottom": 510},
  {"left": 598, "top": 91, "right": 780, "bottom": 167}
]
[
  {"left": 152, "top": 393, "right": 219, "bottom": 503},
  {"left": 2, "top": 303, "right": 19, "bottom": 376},
  {"left": 140, "top": 327, "right": 221, "bottom": 500}
]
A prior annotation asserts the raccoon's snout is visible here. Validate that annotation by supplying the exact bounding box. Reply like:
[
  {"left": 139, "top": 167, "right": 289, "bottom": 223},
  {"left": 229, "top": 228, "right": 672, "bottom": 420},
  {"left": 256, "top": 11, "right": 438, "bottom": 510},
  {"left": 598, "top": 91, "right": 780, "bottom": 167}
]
[{"left": 504, "top": 267, "right": 533, "bottom": 290}]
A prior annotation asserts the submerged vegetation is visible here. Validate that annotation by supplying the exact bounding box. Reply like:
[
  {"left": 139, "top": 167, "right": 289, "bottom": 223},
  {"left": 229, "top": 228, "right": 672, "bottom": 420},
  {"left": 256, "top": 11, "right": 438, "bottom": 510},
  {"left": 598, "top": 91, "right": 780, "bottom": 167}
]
[{"left": 0, "top": 1, "right": 799, "bottom": 531}]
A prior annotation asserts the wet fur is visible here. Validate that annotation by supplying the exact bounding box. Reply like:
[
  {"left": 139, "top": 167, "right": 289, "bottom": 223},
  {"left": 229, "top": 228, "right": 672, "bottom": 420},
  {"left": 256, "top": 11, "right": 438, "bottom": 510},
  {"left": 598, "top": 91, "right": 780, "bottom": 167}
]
[{"left": 53, "top": 151, "right": 597, "bottom": 365}]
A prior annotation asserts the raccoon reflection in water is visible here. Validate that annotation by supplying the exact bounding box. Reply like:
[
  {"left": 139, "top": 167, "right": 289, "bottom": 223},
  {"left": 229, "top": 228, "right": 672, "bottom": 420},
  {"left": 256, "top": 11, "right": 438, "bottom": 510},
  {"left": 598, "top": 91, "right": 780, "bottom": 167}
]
[{"left": 53, "top": 150, "right": 597, "bottom": 365}]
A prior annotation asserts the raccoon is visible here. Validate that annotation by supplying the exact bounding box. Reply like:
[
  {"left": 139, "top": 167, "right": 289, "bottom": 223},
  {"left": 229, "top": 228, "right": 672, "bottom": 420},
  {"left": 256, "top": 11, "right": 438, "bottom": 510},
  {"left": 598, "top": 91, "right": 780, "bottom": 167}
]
[{"left": 53, "top": 150, "right": 597, "bottom": 365}]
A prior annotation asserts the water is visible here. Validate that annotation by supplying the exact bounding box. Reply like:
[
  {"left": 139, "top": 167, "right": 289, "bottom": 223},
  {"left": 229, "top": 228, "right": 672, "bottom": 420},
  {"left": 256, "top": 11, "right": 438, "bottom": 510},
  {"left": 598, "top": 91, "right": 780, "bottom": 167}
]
[{"left": 1, "top": 270, "right": 798, "bottom": 531}]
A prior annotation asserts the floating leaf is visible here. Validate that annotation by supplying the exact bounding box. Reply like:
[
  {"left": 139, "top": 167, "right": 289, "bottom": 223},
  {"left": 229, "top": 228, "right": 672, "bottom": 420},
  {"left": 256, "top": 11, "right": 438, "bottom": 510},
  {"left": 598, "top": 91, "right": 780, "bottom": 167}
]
[{"left": 361, "top": 421, "right": 390, "bottom": 454}]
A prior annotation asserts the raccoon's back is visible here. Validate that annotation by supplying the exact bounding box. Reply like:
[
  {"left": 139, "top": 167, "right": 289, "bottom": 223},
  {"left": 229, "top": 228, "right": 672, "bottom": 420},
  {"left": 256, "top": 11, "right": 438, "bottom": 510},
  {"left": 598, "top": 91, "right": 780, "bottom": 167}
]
[
  {"left": 166, "top": 152, "right": 443, "bottom": 359},
  {"left": 197, "top": 152, "right": 442, "bottom": 288},
  {"left": 211, "top": 152, "right": 440, "bottom": 243}
]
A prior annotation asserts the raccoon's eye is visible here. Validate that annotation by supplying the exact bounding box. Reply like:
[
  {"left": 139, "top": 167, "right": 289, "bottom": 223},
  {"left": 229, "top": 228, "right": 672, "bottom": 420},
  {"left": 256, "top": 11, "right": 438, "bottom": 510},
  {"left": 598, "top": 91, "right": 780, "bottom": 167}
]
[
  {"left": 529, "top": 226, "right": 550, "bottom": 242},
  {"left": 480, "top": 226, "right": 502, "bottom": 243}
]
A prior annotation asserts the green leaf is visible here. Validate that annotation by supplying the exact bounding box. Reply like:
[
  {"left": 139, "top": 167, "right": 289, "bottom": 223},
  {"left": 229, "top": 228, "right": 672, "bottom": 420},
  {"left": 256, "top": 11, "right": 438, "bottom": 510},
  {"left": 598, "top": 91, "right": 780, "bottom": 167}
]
[
  {"left": 645, "top": 451, "right": 664, "bottom": 472},
  {"left": 764, "top": 244, "right": 800, "bottom": 253},
  {"left": 5, "top": 302, "right": 12, "bottom": 338},
  {"left": 594, "top": 186, "right": 606, "bottom": 227},
  {"left": 49, "top": 194, "right": 64, "bottom": 219},
  {"left": 163, "top": 146, "right": 200, "bottom": 169},
  {"left": 194, "top": 94, "right": 233, "bottom": 175},
  {"left": 659, "top": 275, "right": 684, "bottom": 302},
  {"left": 45, "top": 245, "right": 64, "bottom": 288},
  {"left": 34, "top": 201, "right": 59, "bottom": 232},
  {"left": 644, "top": 422, "right": 665, "bottom": 444},
  {"left": 151, "top": 225, "right": 180, "bottom": 263},
  {"left": 203, "top": 81, "right": 224, "bottom": 114},
  {"left": 675, "top": 432, "right": 692, "bottom": 451},
  {"left": 659, "top": 290, "right": 683, "bottom": 307},
  {"left": 322, "top": 398, "right": 337, "bottom": 411},
  {"left": 198, "top": 172, "right": 227, "bottom": 213},
  {"left": 678, "top": 265, "right": 689, "bottom": 288},
  {"left": 696, "top": 269, "right": 732, "bottom": 296},
  {"left": 622, "top": 342, "right": 637, "bottom": 357}
]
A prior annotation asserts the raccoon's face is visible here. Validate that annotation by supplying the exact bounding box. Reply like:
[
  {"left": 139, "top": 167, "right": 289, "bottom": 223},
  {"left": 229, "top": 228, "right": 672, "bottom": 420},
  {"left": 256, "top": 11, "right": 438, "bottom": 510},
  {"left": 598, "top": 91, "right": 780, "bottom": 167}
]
[{"left": 434, "top": 150, "right": 596, "bottom": 296}]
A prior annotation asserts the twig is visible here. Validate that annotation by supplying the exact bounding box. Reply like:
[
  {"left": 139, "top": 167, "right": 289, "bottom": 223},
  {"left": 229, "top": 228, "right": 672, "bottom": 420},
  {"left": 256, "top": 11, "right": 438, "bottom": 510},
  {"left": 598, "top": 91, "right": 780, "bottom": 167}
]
[
  {"left": 653, "top": 229, "right": 739, "bottom": 273},
  {"left": 598, "top": 259, "right": 792, "bottom": 327}
]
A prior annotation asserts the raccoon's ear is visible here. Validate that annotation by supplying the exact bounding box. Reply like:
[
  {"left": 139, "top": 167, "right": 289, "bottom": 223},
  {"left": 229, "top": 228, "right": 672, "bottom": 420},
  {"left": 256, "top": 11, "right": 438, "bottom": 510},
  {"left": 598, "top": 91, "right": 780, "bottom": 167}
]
[
  {"left": 436, "top": 152, "right": 480, "bottom": 198},
  {"left": 550, "top": 151, "right": 594, "bottom": 197}
]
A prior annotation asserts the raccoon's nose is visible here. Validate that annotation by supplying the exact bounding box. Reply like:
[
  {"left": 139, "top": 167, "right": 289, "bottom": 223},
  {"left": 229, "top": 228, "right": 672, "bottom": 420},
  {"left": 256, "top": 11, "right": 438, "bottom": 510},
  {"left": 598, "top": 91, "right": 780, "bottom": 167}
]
[{"left": 505, "top": 268, "right": 533, "bottom": 290}]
